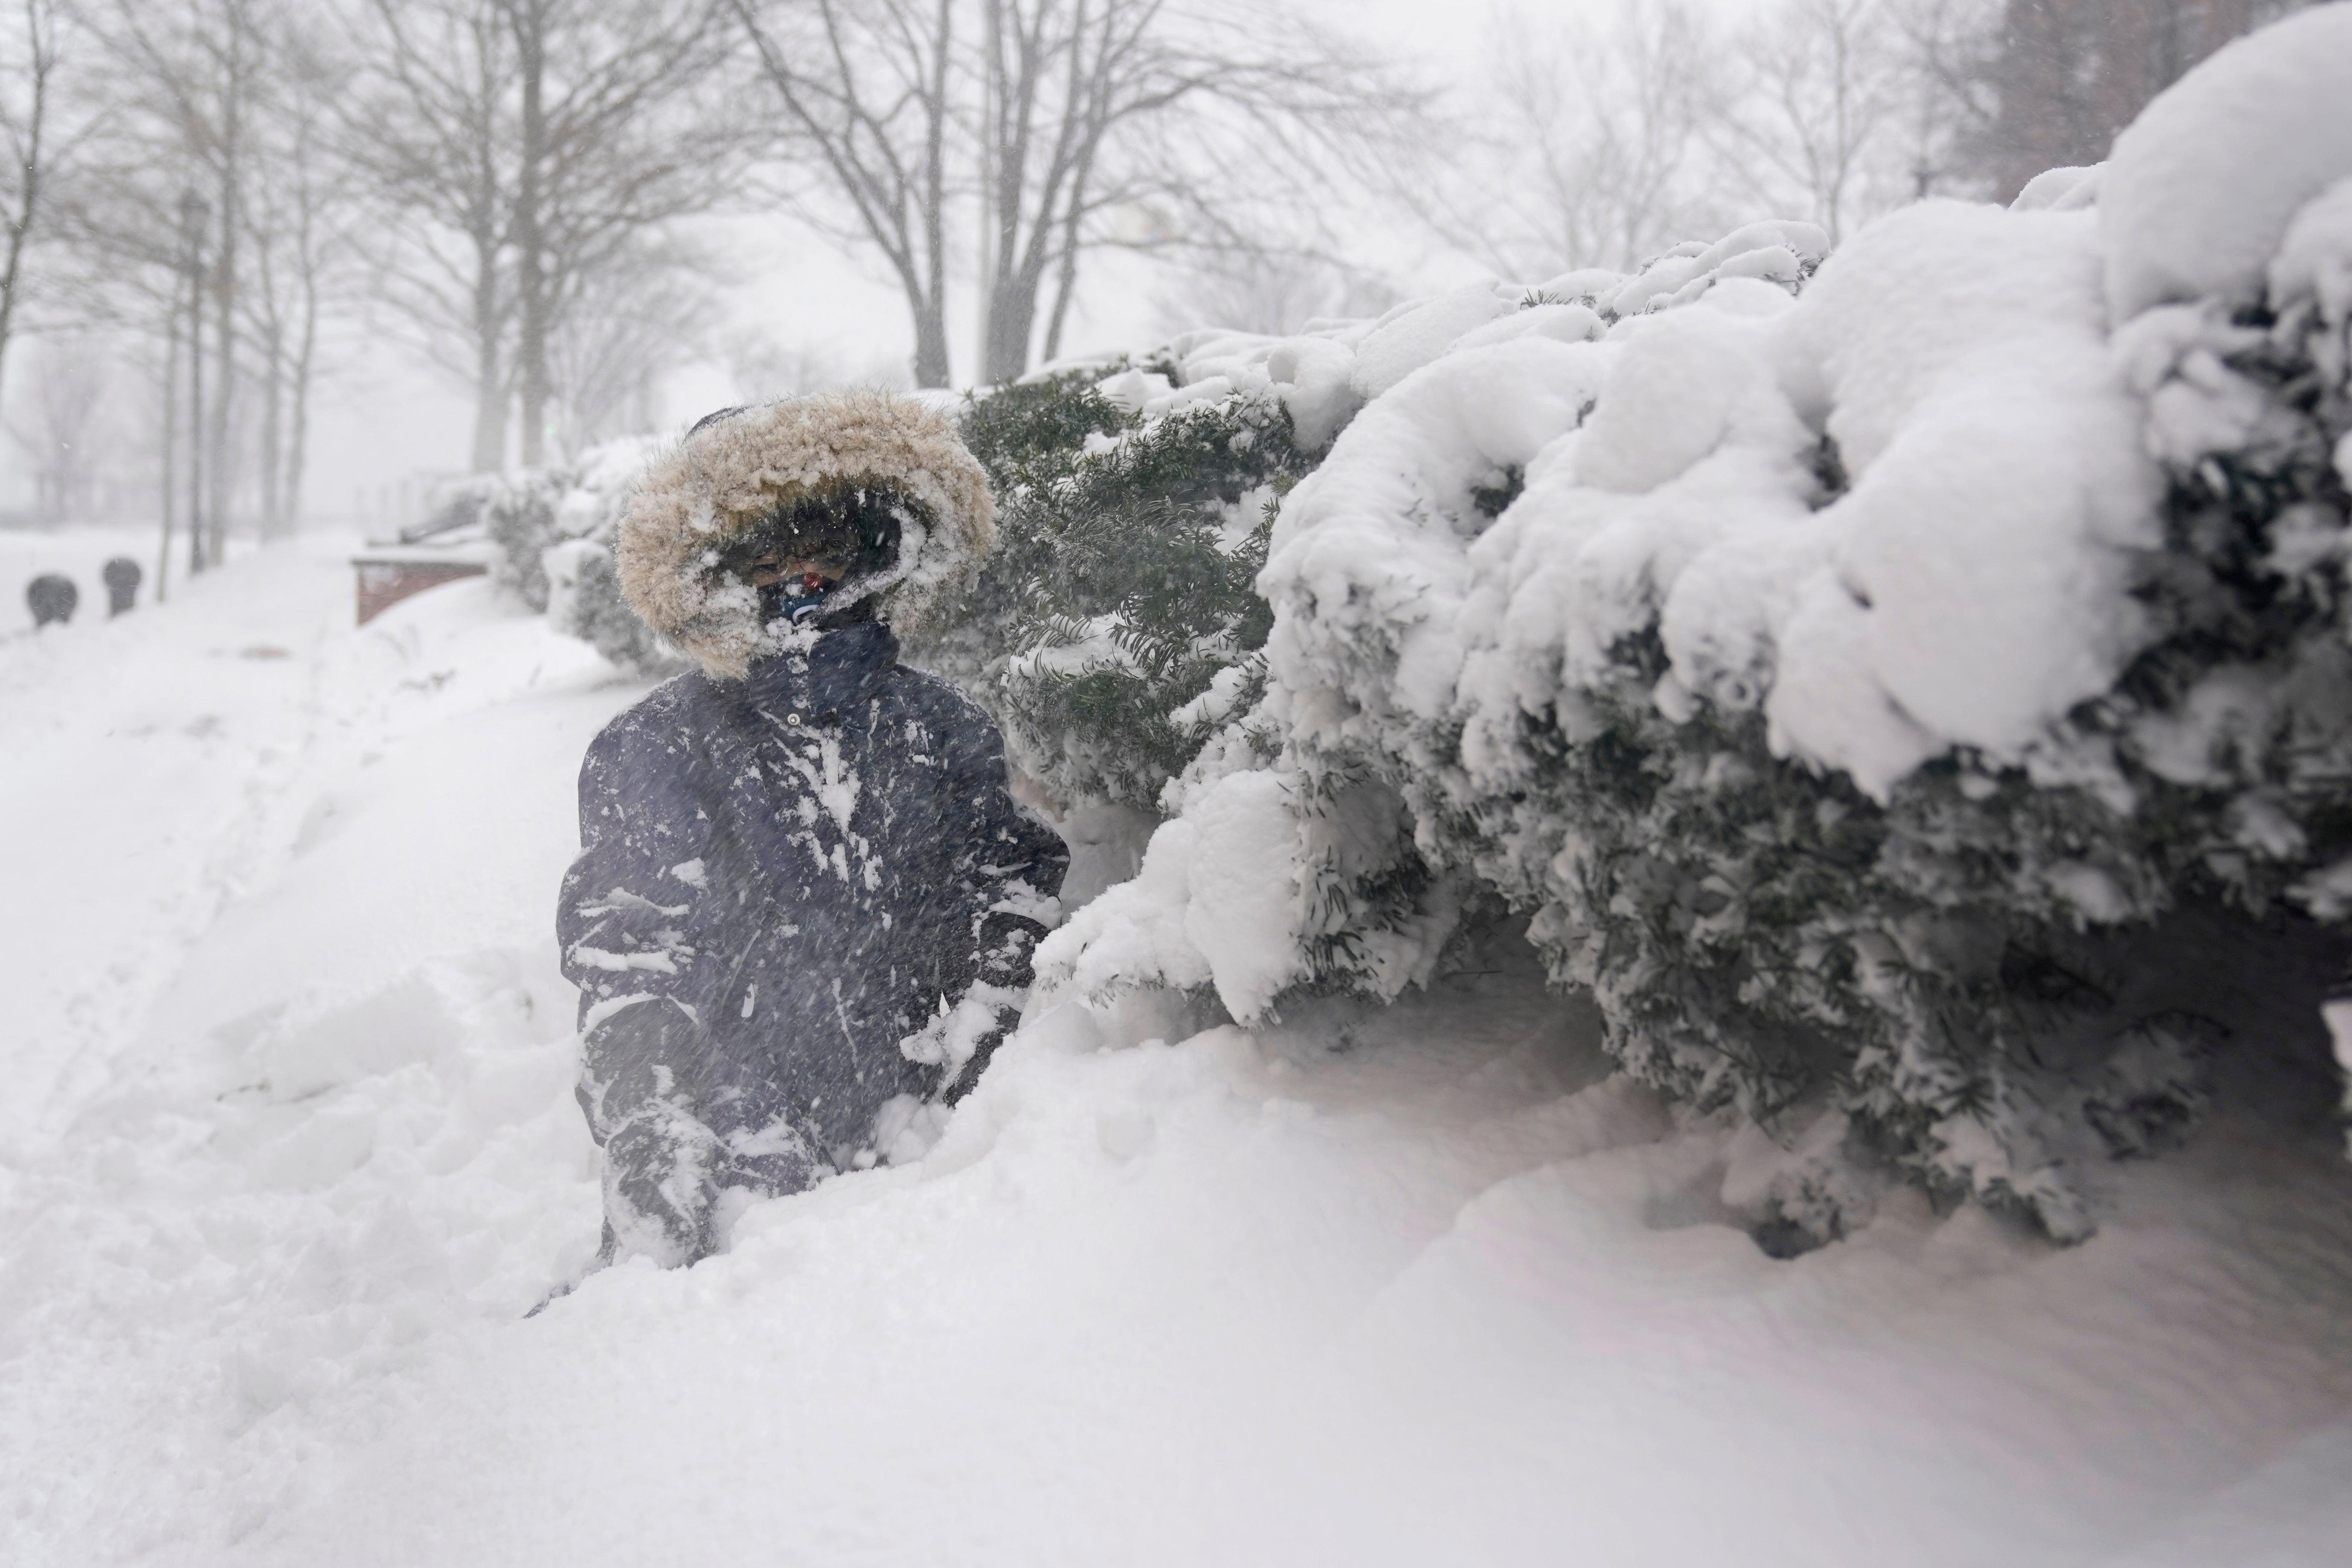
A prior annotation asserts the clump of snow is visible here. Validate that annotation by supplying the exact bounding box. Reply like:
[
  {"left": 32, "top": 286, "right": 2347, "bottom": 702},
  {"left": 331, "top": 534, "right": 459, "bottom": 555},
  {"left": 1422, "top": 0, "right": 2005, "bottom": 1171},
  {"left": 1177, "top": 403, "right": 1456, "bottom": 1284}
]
[
  {"left": 2271, "top": 174, "right": 2352, "bottom": 327},
  {"left": 1775, "top": 202, "right": 2160, "bottom": 780},
  {"left": 1349, "top": 281, "right": 1518, "bottom": 399},
  {"left": 1596, "top": 219, "right": 1829, "bottom": 317},
  {"left": 2012, "top": 164, "right": 2103, "bottom": 213},
  {"left": 2101, "top": 2, "right": 2352, "bottom": 321}
]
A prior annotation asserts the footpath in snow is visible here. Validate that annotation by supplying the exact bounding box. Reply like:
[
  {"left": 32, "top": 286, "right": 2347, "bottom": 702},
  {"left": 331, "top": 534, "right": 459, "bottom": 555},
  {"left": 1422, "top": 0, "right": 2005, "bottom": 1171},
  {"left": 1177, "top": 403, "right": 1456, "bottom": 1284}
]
[{"left": 3, "top": 540, "right": 2352, "bottom": 1566}]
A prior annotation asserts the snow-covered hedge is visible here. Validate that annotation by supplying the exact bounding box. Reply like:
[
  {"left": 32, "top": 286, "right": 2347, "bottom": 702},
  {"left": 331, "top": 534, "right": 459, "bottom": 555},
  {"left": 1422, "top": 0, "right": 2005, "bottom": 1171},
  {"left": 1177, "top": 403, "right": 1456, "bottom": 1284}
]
[
  {"left": 468, "top": 436, "right": 682, "bottom": 673},
  {"left": 1028, "top": 7, "right": 2352, "bottom": 1247},
  {"left": 903, "top": 365, "right": 1310, "bottom": 809}
]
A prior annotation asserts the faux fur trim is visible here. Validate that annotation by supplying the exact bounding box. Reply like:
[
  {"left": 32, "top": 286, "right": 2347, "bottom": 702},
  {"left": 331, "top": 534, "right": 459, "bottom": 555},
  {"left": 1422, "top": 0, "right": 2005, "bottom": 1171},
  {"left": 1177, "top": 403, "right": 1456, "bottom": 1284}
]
[{"left": 617, "top": 392, "right": 994, "bottom": 679}]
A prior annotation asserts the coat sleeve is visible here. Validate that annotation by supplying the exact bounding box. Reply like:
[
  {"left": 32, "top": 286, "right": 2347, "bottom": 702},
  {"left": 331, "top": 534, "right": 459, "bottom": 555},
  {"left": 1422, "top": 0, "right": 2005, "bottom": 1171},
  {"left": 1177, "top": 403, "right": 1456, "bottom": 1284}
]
[
  {"left": 557, "top": 704, "right": 733, "bottom": 1141},
  {"left": 904, "top": 693, "right": 1071, "bottom": 1098}
]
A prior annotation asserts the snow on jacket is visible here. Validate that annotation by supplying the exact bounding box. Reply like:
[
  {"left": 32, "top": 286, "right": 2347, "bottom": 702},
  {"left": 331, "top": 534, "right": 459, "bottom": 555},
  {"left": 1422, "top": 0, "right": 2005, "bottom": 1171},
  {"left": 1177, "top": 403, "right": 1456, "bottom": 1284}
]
[{"left": 557, "top": 393, "right": 1067, "bottom": 1266}]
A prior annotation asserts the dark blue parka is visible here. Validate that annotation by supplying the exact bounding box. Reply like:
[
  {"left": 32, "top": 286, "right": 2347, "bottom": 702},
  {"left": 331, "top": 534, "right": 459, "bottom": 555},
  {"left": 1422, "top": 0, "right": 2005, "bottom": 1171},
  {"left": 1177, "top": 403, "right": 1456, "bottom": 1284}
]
[
  {"left": 555, "top": 393, "right": 1065, "bottom": 1267},
  {"left": 559, "top": 620, "right": 1067, "bottom": 1262}
]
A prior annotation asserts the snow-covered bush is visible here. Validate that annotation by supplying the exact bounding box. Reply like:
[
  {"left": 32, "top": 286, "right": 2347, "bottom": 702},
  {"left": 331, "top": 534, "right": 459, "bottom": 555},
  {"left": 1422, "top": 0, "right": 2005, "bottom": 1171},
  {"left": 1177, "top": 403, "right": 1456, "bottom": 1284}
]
[
  {"left": 920, "top": 239, "right": 1841, "bottom": 816},
  {"left": 468, "top": 469, "right": 572, "bottom": 613},
  {"left": 539, "top": 437, "right": 681, "bottom": 674},
  {"left": 545, "top": 537, "right": 672, "bottom": 672},
  {"left": 470, "top": 436, "right": 682, "bottom": 674},
  {"left": 1030, "top": 9, "right": 2352, "bottom": 1248},
  {"left": 917, "top": 359, "right": 1318, "bottom": 810}
]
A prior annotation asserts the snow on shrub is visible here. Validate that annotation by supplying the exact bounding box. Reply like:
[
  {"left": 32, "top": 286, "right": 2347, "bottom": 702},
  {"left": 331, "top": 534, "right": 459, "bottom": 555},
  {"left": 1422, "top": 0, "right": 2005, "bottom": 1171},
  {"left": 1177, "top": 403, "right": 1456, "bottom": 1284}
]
[
  {"left": 539, "top": 437, "right": 681, "bottom": 674},
  {"left": 471, "top": 435, "right": 682, "bottom": 674},
  {"left": 1033, "top": 10, "right": 2352, "bottom": 1248},
  {"left": 924, "top": 227, "right": 1830, "bottom": 816},
  {"left": 452, "top": 468, "right": 569, "bottom": 613},
  {"left": 911, "top": 363, "right": 1314, "bottom": 811}
]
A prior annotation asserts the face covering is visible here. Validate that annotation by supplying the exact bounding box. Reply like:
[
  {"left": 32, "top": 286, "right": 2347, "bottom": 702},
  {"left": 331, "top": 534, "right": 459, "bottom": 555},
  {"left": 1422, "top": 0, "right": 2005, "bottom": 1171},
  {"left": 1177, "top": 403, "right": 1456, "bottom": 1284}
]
[{"left": 760, "top": 570, "right": 840, "bottom": 628}]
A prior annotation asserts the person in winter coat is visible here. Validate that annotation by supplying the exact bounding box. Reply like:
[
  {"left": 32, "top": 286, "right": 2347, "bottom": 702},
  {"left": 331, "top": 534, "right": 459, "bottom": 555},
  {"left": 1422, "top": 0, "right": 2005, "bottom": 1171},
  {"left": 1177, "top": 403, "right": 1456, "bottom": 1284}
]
[{"left": 556, "top": 393, "right": 1067, "bottom": 1269}]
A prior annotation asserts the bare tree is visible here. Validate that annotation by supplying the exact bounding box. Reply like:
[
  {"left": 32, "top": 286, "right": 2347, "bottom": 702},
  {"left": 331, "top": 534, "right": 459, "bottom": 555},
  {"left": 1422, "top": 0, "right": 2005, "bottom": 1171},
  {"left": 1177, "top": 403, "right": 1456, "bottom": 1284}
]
[
  {"left": 6, "top": 332, "right": 104, "bottom": 518},
  {"left": 727, "top": 331, "right": 911, "bottom": 401},
  {"left": 498, "top": 0, "right": 740, "bottom": 464},
  {"left": 345, "top": 0, "right": 517, "bottom": 471},
  {"left": 1149, "top": 247, "right": 1391, "bottom": 338},
  {"left": 347, "top": 0, "right": 744, "bottom": 470},
  {"left": 1426, "top": 0, "right": 1731, "bottom": 281},
  {"left": 241, "top": 18, "right": 356, "bottom": 535},
  {"left": 974, "top": 0, "right": 1413, "bottom": 380},
  {"left": 1893, "top": 0, "right": 2303, "bottom": 202},
  {"left": 0, "top": 0, "right": 76, "bottom": 424},
  {"left": 732, "top": 0, "right": 1417, "bottom": 387},
  {"left": 1886, "top": 0, "right": 2000, "bottom": 197},
  {"left": 730, "top": 0, "right": 957, "bottom": 386},
  {"left": 545, "top": 240, "right": 711, "bottom": 450},
  {"left": 80, "top": 0, "right": 268, "bottom": 569},
  {"left": 1714, "top": 0, "right": 1908, "bottom": 244}
]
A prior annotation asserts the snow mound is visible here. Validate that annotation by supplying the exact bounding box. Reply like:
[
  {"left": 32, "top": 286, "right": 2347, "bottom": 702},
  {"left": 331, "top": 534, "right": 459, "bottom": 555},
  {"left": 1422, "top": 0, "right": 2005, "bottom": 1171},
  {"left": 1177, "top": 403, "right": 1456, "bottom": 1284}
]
[{"left": 2102, "top": 1, "right": 2352, "bottom": 321}]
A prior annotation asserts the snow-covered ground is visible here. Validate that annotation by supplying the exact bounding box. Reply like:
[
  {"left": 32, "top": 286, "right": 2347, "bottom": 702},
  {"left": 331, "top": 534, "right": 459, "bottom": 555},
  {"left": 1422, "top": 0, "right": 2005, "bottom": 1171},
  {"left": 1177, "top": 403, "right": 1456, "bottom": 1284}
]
[{"left": 1, "top": 538, "right": 2350, "bottom": 1565}]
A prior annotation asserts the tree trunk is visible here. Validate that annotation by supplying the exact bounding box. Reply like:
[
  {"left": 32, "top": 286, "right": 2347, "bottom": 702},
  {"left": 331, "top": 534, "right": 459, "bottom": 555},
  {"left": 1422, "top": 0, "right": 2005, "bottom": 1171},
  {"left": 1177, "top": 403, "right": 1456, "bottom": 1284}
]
[
  {"left": 207, "top": 188, "right": 236, "bottom": 564},
  {"left": 1041, "top": 187, "right": 1087, "bottom": 364},
  {"left": 0, "top": 0, "right": 49, "bottom": 432},
  {"left": 208, "top": 14, "right": 245, "bottom": 566},
  {"left": 980, "top": 0, "right": 1100, "bottom": 384},
  {"left": 158, "top": 283, "right": 180, "bottom": 602},
  {"left": 469, "top": 237, "right": 507, "bottom": 470},
  {"left": 285, "top": 252, "right": 319, "bottom": 530},
  {"left": 984, "top": 271, "right": 1042, "bottom": 384},
  {"left": 258, "top": 320, "right": 284, "bottom": 539},
  {"left": 512, "top": 0, "right": 549, "bottom": 464},
  {"left": 912, "top": 305, "right": 950, "bottom": 388},
  {"left": 979, "top": 0, "right": 1032, "bottom": 384},
  {"left": 189, "top": 231, "right": 207, "bottom": 576},
  {"left": 912, "top": 0, "right": 953, "bottom": 388},
  {"left": 1039, "top": 27, "right": 1105, "bottom": 369}
]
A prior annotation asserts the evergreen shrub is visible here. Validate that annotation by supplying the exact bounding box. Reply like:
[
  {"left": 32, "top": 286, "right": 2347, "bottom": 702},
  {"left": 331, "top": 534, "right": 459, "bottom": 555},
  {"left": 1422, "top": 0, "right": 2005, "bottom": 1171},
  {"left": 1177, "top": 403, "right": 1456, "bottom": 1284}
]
[
  {"left": 915, "top": 368, "right": 1316, "bottom": 811},
  {"left": 1288, "top": 271, "right": 2352, "bottom": 1245}
]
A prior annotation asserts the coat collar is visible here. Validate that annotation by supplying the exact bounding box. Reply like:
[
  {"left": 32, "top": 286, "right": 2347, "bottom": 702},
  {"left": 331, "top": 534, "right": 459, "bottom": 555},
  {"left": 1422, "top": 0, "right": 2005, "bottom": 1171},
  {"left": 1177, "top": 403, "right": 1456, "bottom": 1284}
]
[{"left": 743, "top": 619, "right": 901, "bottom": 723}]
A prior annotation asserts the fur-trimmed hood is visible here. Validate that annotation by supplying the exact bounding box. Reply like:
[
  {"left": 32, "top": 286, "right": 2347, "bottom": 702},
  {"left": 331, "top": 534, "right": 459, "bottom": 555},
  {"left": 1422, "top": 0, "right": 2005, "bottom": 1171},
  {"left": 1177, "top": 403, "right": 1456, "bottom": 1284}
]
[{"left": 617, "top": 392, "right": 994, "bottom": 679}]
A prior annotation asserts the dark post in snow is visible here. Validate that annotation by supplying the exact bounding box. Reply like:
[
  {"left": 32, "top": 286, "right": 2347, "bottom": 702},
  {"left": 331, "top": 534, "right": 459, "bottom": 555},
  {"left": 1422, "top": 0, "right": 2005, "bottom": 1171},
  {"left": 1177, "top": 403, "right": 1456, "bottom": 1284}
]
[
  {"left": 102, "top": 558, "right": 142, "bottom": 617},
  {"left": 26, "top": 574, "right": 76, "bottom": 627}
]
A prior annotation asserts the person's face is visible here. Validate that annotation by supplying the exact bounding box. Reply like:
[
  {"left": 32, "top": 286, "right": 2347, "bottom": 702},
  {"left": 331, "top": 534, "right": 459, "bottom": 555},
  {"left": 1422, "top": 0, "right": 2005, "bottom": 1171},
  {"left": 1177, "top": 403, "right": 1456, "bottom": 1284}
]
[{"left": 746, "top": 548, "right": 852, "bottom": 587}]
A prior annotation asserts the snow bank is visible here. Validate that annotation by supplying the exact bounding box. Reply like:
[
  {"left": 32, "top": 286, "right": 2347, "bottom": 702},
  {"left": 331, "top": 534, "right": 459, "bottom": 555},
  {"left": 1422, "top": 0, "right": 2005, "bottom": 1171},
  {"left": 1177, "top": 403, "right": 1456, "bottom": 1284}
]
[{"left": 2102, "top": 2, "right": 2352, "bottom": 321}]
